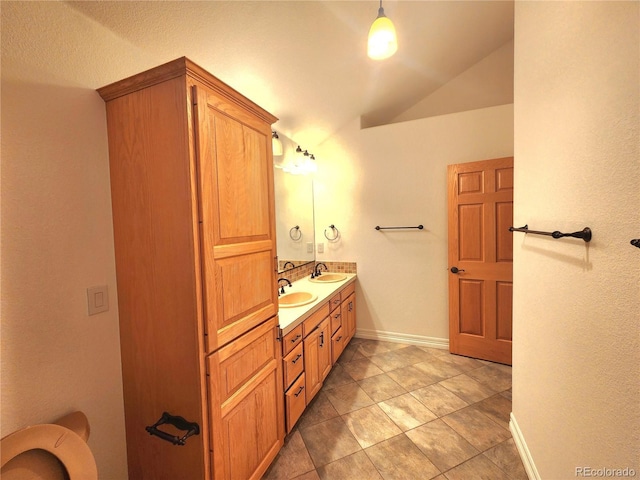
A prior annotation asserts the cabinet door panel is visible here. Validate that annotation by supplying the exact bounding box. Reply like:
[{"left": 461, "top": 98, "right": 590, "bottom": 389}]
[
  {"left": 341, "top": 292, "right": 356, "bottom": 345},
  {"left": 194, "top": 85, "right": 278, "bottom": 352},
  {"left": 318, "top": 318, "right": 331, "bottom": 382},
  {"left": 208, "top": 317, "right": 284, "bottom": 480},
  {"left": 212, "top": 249, "right": 276, "bottom": 349},
  {"left": 303, "top": 331, "right": 321, "bottom": 404},
  {"left": 216, "top": 319, "right": 277, "bottom": 402},
  {"left": 214, "top": 115, "right": 270, "bottom": 240},
  {"left": 220, "top": 368, "right": 280, "bottom": 480},
  {"left": 197, "top": 89, "right": 273, "bottom": 245},
  {"left": 347, "top": 294, "right": 356, "bottom": 340}
]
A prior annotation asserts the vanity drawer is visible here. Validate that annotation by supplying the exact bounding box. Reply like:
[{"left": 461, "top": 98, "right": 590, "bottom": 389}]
[
  {"left": 302, "top": 303, "right": 330, "bottom": 337},
  {"left": 283, "top": 342, "right": 304, "bottom": 390},
  {"left": 329, "top": 292, "right": 342, "bottom": 313},
  {"left": 331, "top": 327, "right": 345, "bottom": 364},
  {"left": 341, "top": 282, "right": 355, "bottom": 299},
  {"left": 330, "top": 308, "right": 342, "bottom": 335},
  {"left": 282, "top": 324, "right": 303, "bottom": 357},
  {"left": 285, "top": 373, "right": 306, "bottom": 432}
]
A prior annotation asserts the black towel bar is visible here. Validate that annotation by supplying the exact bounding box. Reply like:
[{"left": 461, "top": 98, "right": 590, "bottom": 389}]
[
  {"left": 375, "top": 225, "right": 424, "bottom": 230},
  {"left": 509, "top": 224, "right": 592, "bottom": 243}
]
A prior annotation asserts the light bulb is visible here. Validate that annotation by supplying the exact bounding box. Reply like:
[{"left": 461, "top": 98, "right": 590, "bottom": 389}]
[{"left": 367, "top": 7, "right": 397, "bottom": 60}]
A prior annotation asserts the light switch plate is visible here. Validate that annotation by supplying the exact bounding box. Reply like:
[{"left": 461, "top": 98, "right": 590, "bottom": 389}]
[
  {"left": 87, "top": 285, "right": 109, "bottom": 315},
  {"left": 317, "top": 243, "right": 324, "bottom": 253}
]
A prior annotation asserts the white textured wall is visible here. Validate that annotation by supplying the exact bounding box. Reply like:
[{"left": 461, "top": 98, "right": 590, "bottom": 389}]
[
  {"left": 314, "top": 105, "right": 514, "bottom": 343},
  {"left": 392, "top": 39, "right": 514, "bottom": 124},
  {"left": 512, "top": 2, "right": 639, "bottom": 478},
  {"left": 1, "top": 3, "right": 137, "bottom": 479}
]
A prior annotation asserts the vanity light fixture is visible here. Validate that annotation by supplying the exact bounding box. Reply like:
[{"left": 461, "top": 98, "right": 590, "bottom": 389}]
[
  {"left": 272, "top": 131, "right": 283, "bottom": 156},
  {"left": 306, "top": 153, "right": 318, "bottom": 173},
  {"left": 283, "top": 146, "right": 304, "bottom": 175},
  {"left": 367, "top": 0, "right": 398, "bottom": 60},
  {"left": 281, "top": 145, "right": 318, "bottom": 175}
]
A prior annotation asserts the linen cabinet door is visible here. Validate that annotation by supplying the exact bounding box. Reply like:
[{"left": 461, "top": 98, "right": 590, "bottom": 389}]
[
  {"left": 193, "top": 85, "right": 279, "bottom": 352},
  {"left": 207, "top": 317, "right": 284, "bottom": 480}
]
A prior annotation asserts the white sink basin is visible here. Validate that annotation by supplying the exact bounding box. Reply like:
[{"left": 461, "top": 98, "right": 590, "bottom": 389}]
[
  {"left": 309, "top": 273, "right": 347, "bottom": 283},
  {"left": 278, "top": 291, "right": 318, "bottom": 308}
]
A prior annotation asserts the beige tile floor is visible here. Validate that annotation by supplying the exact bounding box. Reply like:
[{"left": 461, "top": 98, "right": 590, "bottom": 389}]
[{"left": 263, "top": 338, "right": 527, "bottom": 480}]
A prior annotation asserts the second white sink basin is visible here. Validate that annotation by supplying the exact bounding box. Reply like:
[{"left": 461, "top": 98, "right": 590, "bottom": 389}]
[
  {"left": 278, "top": 291, "right": 318, "bottom": 308},
  {"left": 309, "top": 273, "right": 347, "bottom": 283}
]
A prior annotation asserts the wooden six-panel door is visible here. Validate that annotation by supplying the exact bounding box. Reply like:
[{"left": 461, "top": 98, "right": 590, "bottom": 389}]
[{"left": 447, "top": 157, "right": 513, "bottom": 365}]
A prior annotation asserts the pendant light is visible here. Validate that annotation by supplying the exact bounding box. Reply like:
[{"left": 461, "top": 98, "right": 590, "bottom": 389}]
[{"left": 367, "top": 0, "right": 398, "bottom": 60}]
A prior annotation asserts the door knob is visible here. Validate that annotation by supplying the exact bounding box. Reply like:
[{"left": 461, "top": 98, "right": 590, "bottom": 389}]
[{"left": 450, "top": 267, "right": 465, "bottom": 274}]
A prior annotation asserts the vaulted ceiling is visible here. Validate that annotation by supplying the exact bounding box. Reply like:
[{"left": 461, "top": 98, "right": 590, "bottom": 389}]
[{"left": 7, "top": 1, "right": 514, "bottom": 147}]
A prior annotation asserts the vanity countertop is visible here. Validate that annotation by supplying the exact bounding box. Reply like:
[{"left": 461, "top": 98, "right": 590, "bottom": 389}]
[{"left": 278, "top": 273, "right": 357, "bottom": 335}]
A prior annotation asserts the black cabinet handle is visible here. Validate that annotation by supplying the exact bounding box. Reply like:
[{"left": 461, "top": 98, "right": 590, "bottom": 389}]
[
  {"left": 294, "top": 385, "right": 305, "bottom": 397},
  {"left": 145, "top": 412, "right": 200, "bottom": 446},
  {"left": 290, "top": 334, "right": 301, "bottom": 343},
  {"left": 291, "top": 354, "right": 302, "bottom": 364},
  {"left": 319, "top": 331, "right": 325, "bottom": 347}
]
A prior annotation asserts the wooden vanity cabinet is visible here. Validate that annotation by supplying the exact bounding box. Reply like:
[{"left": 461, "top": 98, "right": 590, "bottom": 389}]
[
  {"left": 281, "top": 281, "right": 356, "bottom": 432},
  {"left": 98, "top": 58, "right": 284, "bottom": 480}
]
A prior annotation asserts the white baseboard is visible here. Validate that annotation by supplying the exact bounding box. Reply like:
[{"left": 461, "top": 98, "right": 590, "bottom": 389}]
[
  {"left": 355, "top": 328, "right": 449, "bottom": 350},
  {"left": 510, "top": 412, "right": 540, "bottom": 480}
]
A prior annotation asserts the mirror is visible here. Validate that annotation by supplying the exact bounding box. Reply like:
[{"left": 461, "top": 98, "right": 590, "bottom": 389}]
[{"left": 274, "top": 166, "right": 315, "bottom": 273}]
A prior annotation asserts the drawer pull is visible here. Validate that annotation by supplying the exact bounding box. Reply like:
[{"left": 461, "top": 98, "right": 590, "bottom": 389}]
[
  {"left": 294, "top": 385, "right": 305, "bottom": 397},
  {"left": 145, "top": 412, "right": 200, "bottom": 446},
  {"left": 336, "top": 335, "right": 343, "bottom": 341},
  {"left": 290, "top": 334, "right": 301, "bottom": 343},
  {"left": 333, "top": 299, "right": 341, "bottom": 305},
  {"left": 319, "top": 331, "right": 325, "bottom": 347},
  {"left": 334, "top": 313, "right": 341, "bottom": 319},
  {"left": 291, "top": 354, "right": 302, "bottom": 364}
]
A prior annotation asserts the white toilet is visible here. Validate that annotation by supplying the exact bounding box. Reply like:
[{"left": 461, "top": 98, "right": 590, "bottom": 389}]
[{"left": 1, "top": 411, "right": 98, "bottom": 480}]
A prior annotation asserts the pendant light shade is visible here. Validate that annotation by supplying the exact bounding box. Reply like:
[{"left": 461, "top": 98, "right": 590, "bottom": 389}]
[{"left": 367, "top": 1, "right": 397, "bottom": 60}]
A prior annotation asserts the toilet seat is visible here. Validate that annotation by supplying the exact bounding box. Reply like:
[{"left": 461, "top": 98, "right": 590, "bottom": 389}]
[{"left": 1, "top": 419, "right": 97, "bottom": 480}]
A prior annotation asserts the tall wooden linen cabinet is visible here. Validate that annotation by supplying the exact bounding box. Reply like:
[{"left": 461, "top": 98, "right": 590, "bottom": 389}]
[{"left": 98, "top": 58, "right": 284, "bottom": 480}]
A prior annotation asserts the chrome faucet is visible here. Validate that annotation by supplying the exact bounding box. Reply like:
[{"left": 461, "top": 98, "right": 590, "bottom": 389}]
[
  {"left": 312, "top": 263, "right": 328, "bottom": 278},
  {"left": 277, "top": 278, "right": 292, "bottom": 295}
]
